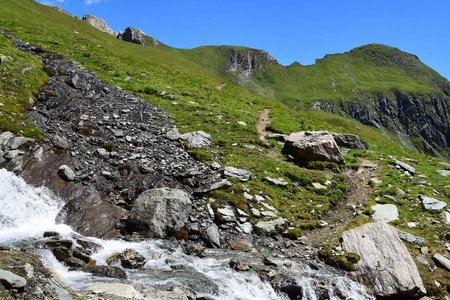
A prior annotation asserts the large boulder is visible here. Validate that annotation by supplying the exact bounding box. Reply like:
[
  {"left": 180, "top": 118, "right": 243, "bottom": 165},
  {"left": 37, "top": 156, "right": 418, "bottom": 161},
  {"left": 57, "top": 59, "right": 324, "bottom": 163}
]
[
  {"left": 341, "top": 222, "right": 426, "bottom": 299},
  {"left": 82, "top": 14, "right": 116, "bottom": 36},
  {"left": 127, "top": 188, "right": 191, "bottom": 238},
  {"left": 282, "top": 131, "right": 344, "bottom": 164},
  {"left": 332, "top": 133, "right": 368, "bottom": 149}
]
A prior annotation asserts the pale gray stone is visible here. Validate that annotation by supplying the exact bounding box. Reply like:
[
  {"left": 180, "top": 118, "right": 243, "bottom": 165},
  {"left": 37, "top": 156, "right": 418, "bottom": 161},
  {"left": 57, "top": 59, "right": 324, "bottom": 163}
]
[
  {"left": 254, "top": 218, "right": 285, "bottom": 233},
  {"left": 342, "top": 222, "right": 426, "bottom": 299},
  {"left": 371, "top": 204, "right": 399, "bottom": 222},
  {"left": 432, "top": 254, "right": 450, "bottom": 272},
  {"left": 224, "top": 166, "right": 252, "bottom": 182},
  {"left": 420, "top": 195, "right": 447, "bottom": 211},
  {"left": 0, "top": 269, "right": 27, "bottom": 289}
]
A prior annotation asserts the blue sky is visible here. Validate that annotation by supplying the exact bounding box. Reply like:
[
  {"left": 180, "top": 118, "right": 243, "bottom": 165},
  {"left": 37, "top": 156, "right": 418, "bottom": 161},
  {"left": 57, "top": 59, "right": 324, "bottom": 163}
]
[{"left": 40, "top": 0, "right": 450, "bottom": 79}]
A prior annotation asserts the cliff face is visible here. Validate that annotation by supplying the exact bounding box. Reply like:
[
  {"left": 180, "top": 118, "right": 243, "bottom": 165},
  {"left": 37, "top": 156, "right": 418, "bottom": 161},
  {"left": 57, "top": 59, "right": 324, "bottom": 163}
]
[
  {"left": 226, "top": 48, "right": 277, "bottom": 84},
  {"left": 82, "top": 14, "right": 116, "bottom": 36},
  {"left": 311, "top": 91, "right": 450, "bottom": 154}
]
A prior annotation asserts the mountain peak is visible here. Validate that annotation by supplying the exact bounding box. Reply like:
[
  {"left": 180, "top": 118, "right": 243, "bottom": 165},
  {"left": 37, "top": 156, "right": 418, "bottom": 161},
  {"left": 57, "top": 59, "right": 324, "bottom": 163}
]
[{"left": 82, "top": 14, "right": 116, "bottom": 36}]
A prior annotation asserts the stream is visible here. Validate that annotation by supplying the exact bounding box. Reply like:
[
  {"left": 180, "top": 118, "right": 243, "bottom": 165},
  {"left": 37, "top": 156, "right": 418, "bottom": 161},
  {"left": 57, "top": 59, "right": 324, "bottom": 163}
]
[{"left": 0, "top": 168, "right": 375, "bottom": 300}]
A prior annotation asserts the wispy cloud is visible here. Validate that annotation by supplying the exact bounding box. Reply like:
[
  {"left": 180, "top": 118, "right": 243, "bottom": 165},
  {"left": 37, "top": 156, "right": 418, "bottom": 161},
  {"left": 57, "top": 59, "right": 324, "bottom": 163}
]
[
  {"left": 38, "top": 0, "right": 67, "bottom": 5},
  {"left": 85, "top": 0, "right": 104, "bottom": 5}
]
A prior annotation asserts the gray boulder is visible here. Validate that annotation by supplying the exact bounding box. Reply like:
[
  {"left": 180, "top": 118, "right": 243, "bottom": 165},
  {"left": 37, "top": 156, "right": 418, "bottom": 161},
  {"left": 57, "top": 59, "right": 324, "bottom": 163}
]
[
  {"left": 52, "top": 134, "right": 69, "bottom": 149},
  {"left": 255, "top": 218, "right": 285, "bottom": 233},
  {"left": 82, "top": 14, "right": 116, "bottom": 36},
  {"left": 179, "top": 131, "right": 212, "bottom": 148},
  {"left": 0, "top": 269, "right": 27, "bottom": 289},
  {"left": 3, "top": 136, "right": 33, "bottom": 150},
  {"left": 224, "top": 166, "right": 252, "bottom": 181},
  {"left": 57, "top": 165, "right": 76, "bottom": 181},
  {"left": 432, "top": 254, "right": 450, "bottom": 271},
  {"left": 392, "top": 158, "right": 416, "bottom": 174},
  {"left": 397, "top": 230, "right": 426, "bottom": 245},
  {"left": 0, "top": 131, "right": 14, "bottom": 146},
  {"left": 127, "top": 188, "right": 191, "bottom": 238},
  {"left": 342, "top": 222, "right": 426, "bottom": 299},
  {"left": 371, "top": 204, "right": 399, "bottom": 222},
  {"left": 420, "top": 195, "right": 447, "bottom": 211},
  {"left": 282, "top": 131, "right": 344, "bottom": 164},
  {"left": 205, "top": 223, "right": 221, "bottom": 248},
  {"left": 332, "top": 133, "right": 368, "bottom": 149}
]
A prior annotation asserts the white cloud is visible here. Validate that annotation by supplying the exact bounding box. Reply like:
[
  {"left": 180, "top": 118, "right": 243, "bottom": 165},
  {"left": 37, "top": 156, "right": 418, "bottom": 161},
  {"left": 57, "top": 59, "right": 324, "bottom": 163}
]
[
  {"left": 85, "top": 0, "right": 103, "bottom": 5},
  {"left": 37, "top": 0, "right": 67, "bottom": 5}
]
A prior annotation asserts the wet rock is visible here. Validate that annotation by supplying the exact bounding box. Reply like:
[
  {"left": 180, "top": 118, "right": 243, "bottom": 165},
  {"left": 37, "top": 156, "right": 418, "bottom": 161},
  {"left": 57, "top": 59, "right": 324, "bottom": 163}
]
[
  {"left": 179, "top": 131, "right": 212, "bottom": 148},
  {"left": 84, "top": 265, "right": 127, "bottom": 279},
  {"left": 119, "top": 249, "right": 147, "bottom": 269},
  {"left": 205, "top": 223, "right": 220, "bottom": 248},
  {"left": 229, "top": 259, "right": 250, "bottom": 271},
  {"left": 282, "top": 131, "right": 344, "bottom": 164},
  {"left": 420, "top": 195, "right": 447, "bottom": 210},
  {"left": 44, "top": 239, "right": 73, "bottom": 249},
  {"left": 0, "top": 269, "right": 27, "bottom": 289},
  {"left": 255, "top": 218, "right": 285, "bottom": 234},
  {"left": 127, "top": 188, "right": 191, "bottom": 238},
  {"left": 342, "top": 222, "right": 426, "bottom": 299},
  {"left": 52, "top": 247, "right": 71, "bottom": 261},
  {"left": 56, "top": 187, "right": 122, "bottom": 239},
  {"left": 72, "top": 249, "right": 90, "bottom": 263},
  {"left": 432, "top": 254, "right": 450, "bottom": 271},
  {"left": 224, "top": 166, "right": 252, "bottom": 181},
  {"left": 85, "top": 282, "right": 144, "bottom": 299},
  {"left": 397, "top": 230, "right": 426, "bottom": 245},
  {"left": 43, "top": 231, "right": 60, "bottom": 238},
  {"left": 270, "top": 273, "right": 303, "bottom": 300},
  {"left": 332, "top": 133, "right": 368, "bottom": 149},
  {"left": 52, "top": 134, "right": 69, "bottom": 149},
  {"left": 57, "top": 165, "right": 76, "bottom": 181},
  {"left": 371, "top": 204, "right": 399, "bottom": 222},
  {"left": 264, "top": 177, "right": 288, "bottom": 187},
  {"left": 65, "top": 257, "right": 86, "bottom": 268}
]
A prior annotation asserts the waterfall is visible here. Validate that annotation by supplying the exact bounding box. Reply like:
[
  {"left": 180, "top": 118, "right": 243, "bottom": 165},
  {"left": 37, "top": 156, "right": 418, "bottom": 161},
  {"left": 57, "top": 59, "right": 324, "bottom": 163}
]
[{"left": 0, "top": 168, "right": 374, "bottom": 300}]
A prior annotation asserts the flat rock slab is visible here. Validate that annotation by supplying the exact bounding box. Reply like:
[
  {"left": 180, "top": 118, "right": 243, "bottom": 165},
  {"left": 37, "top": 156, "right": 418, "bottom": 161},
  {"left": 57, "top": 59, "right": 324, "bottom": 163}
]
[
  {"left": 342, "top": 222, "right": 426, "bottom": 299},
  {"left": 224, "top": 166, "right": 252, "bottom": 182},
  {"left": 437, "top": 170, "right": 450, "bottom": 176},
  {"left": 420, "top": 195, "right": 447, "bottom": 211},
  {"left": 432, "top": 254, "right": 450, "bottom": 272},
  {"left": 0, "top": 269, "right": 27, "bottom": 289},
  {"left": 371, "top": 204, "right": 399, "bottom": 222},
  {"left": 85, "top": 283, "right": 143, "bottom": 299}
]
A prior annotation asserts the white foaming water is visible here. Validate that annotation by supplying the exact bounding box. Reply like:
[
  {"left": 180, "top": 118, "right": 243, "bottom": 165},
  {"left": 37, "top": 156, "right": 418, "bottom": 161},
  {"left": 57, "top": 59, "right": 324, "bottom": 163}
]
[{"left": 0, "top": 168, "right": 374, "bottom": 300}]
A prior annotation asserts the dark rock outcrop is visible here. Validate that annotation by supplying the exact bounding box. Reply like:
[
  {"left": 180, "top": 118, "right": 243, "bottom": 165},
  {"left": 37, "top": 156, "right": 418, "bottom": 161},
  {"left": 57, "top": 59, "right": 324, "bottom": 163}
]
[
  {"left": 312, "top": 91, "right": 450, "bottom": 155},
  {"left": 227, "top": 48, "right": 278, "bottom": 83},
  {"left": 117, "top": 26, "right": 163, "bottom": 47},
  {"left": 332, "top": 133, "right": 368, "bottom": 149}
]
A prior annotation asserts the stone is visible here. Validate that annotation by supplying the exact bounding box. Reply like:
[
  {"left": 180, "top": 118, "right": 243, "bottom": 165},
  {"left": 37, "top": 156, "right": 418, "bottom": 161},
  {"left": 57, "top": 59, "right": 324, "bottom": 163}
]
[
  {"left": 255, "top": 218, "right": 285, "bottom": 233},
  {"left": 251, "top": 208, "right": 261, "bottom": 217},
  {"left": 118, "top": 26, "right": 152, "bottom": 46},
  {"left": 332, "top": 133, "right": 368, "bottom": 149},
  {"left": 397, "top": 230, "right": 426, "bottom": 245},
  {"left": 261, "top": 211, "right": 277, "bottom": 218},
  {"left": 3, "top": 150, "right": 23, "bottom": 160},
  {"left": 65, "top": 257, "right": 86, "bottom": 268},
  {"left": 267, "top": 133, "right": 288, "bottom": 142},
  {"left": 127, "top": 188, "right": 191, "bottom": 238},
  {"left": 432, "top": 254, "right": 450, "bottom": 271},
  {"left": 341, "top": 222, "right": 426, "bottom": 299},
  {"left": 0, "top": 269, "right": 27, "bottom": 289},
  {"left": 179, "top": 131, "right": 212, "bottom": 148},
  {"left": 392, "top": 158, "right": 416, "bottom": 174},
  {"left": 0, "top": 131, "right": 14, "bottom": 145},
  {"left": 238, "top": 222, "right": 253, "bottom": 234},
  {"left": 82, "top": 14, "right": 116, "bottom": 35},
  {"left": 228, "top": 240, "right": 253, "bottom": 251},
  {"left": 165, "top": 127, "right": 180, "bottom": 141},
  {"left": 84, "top": 265, "right": 127, "bottom": 279},
  {"left": 196, "top": 179, "right": 232, "bottom": 194},
  {"left": 443, "top": 211, "right": 450, "bottom": 224},
  {"left": 4, "top": 136, "right": 33, "bottom": 150},
  {"left": 52, "top": 247, "right": 71, "bottom": 261},
  {"left": 264, "top": 177, "right": 288, "bottom": 187},
  {"left": 312, "top": 182, "right": 327, "bottom": 189},
  {"left": 72, "top": 249, "right": 90, "bottom": 263},
  {"left": 243, "top": 192, "right": 253, "bottom": 200},
  {"left": 371, "top": 204, "right": 399, "bottom": 222},
  {"left": 52, "top": 135, "right": 69, "bottom": 149},
  {"left": 57, "top": 165, "right": 76, "bottom": 181},
  {"left": 205, "top": 223, "right": 220, "bottom": 248},
  {"left": 229, "top": 259, "right": 250, "bottom": 271},
  {"left": 282, "top": 131, "right": 344, "bottom": 164},
  {"left": 216, "top": 206, "right": 236, "bottom": 223},
  {"left": 224, "top": 166, "right": 252, "bottom": 181},
  {"left": 113, "top": 129, "right": 124, "bottom": 137},
  {"left": 437, "top": 170, "right": 450, "bottom": 176},
  {"left": 85, "top": 283, "right": 144, "bottom": 299},
  {"left": 96, "top": 148, "right": 109, "bottom": 158},
  {"left": 420, "top": 195, "right": 447, "bottom": 211},
  {"left": 119, "top": 249, "right": 147, "bottom": 269}
]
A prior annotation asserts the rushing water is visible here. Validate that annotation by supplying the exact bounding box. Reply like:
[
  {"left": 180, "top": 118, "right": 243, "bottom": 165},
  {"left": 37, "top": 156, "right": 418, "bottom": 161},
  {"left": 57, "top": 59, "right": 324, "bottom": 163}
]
[{"left": 0, "top": 168, "right": 374, "bottom": 300}]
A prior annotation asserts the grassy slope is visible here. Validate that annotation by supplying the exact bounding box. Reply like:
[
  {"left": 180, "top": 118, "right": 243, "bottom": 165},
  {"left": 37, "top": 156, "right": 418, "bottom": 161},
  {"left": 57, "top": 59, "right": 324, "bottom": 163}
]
[{"left": 0, "top": 0, "right": 449, "bottom": 294}]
